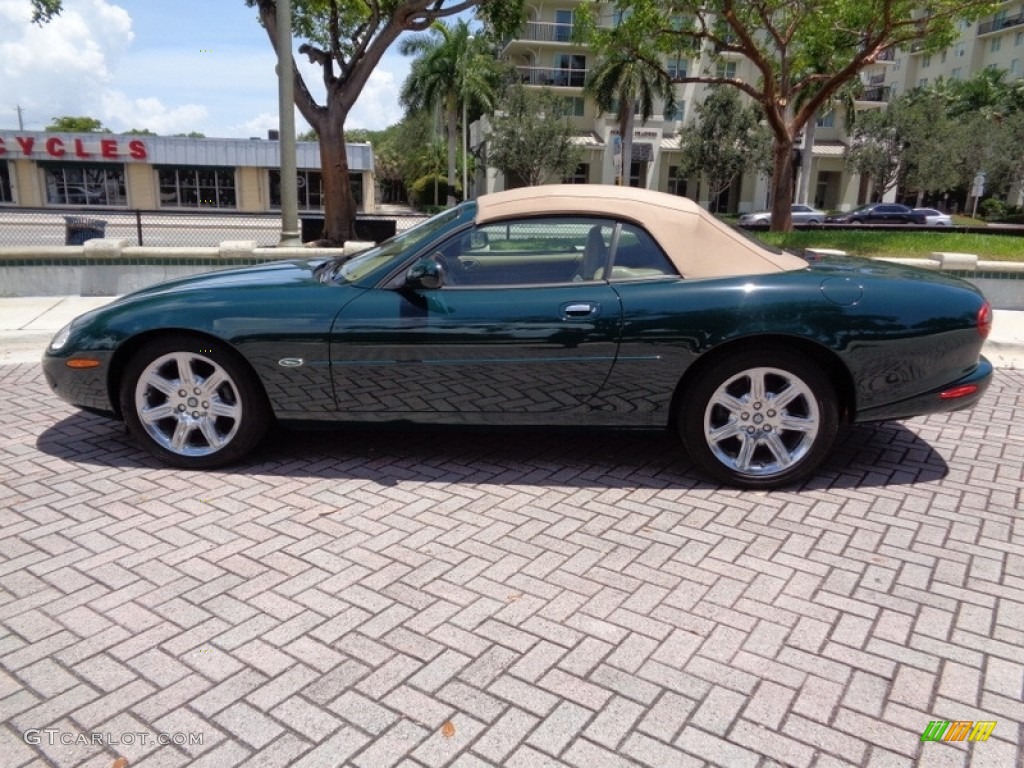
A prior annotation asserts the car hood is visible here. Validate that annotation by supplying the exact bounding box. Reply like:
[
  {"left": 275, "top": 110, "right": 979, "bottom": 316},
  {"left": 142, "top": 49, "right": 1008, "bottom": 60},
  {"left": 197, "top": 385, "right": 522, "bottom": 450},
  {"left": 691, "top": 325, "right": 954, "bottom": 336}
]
[{"left": 115, "top": 258, "right": 330, "bottom": 303}]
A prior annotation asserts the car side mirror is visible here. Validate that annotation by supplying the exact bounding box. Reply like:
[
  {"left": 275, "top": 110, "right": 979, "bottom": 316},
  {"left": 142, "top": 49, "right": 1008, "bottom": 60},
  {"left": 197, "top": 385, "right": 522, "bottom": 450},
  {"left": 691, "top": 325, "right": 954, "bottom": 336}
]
[{"left": 404, "top": 256, "right": 444, "bottom": 290}]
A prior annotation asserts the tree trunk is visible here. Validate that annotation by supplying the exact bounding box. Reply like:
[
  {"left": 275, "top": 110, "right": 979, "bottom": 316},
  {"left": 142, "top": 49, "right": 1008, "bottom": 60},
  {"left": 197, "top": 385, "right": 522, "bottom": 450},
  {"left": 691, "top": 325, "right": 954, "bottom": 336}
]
[
  {"left": 318, "top": 112, "right": 356, "bottom": 245},
  {"left": 446, "top": 99, "right": 458, "bottom": 205},
  {"left": 796, "top": 117, "right": 816, "bottom": 205},
  {"left": 620, "top": 105, "right": 635, "bottom": 186},
  {"left": 769, "top": 136, "right": 796, "bottom": 232}
]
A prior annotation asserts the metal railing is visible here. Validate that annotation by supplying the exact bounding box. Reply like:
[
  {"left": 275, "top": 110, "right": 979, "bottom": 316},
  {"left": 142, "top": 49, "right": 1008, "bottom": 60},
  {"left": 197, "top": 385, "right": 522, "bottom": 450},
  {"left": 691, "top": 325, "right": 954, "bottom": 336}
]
[
  {"left": 0, "top": 208, "right": 427, "bottom": 248},
  {"left": 516, "top": 21, "right": 575, "bottom": 43},
  {"left": 978, "top": 13, "right": 1024, "bottom": 36},
  {"left": 514, "top": 66, "right": 588, "bottom": 87}
]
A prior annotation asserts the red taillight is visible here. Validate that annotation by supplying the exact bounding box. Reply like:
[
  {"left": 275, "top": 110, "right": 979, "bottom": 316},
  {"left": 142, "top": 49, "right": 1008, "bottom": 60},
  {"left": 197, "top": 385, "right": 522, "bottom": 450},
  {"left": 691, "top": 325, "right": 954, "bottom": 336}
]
[
  {"left": 940, "top": 384, "right": 979, "bottom": 400},
  {"left": 977, "top": 301, "right": 993, "bottom": 339}
]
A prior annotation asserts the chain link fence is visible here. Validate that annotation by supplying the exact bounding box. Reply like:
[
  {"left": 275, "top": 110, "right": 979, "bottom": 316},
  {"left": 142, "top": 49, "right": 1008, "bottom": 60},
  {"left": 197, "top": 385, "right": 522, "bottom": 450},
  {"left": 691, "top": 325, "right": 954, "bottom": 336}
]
[{"left": 0, "top": 208, "right": 428, "bottom": 248}]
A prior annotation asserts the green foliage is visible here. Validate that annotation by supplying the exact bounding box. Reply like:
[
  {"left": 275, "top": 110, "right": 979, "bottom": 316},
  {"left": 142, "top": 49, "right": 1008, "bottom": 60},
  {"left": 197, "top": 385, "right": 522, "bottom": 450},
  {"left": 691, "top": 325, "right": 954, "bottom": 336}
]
[
  {"left": 123, "top": 128, "right": 159, "bottom": 136},
  {"left": 410, "top": 174, "right": 451, "bottom": 208},
  {"left": 676, "top": 87, "right": 770, "bottom": 210},
  {"left": 172, "top": 131, "right": 206, "bottom": 138},
  {"left": 399, "top": 19, "right": 507, "bottom": 203},
  {"left": 573, "top": 0, "right": 999, "bottom": 230},
  {"left": 978, "top": 198, "right": 1006, "bottom": 221},
  {"left": 485, "top": 85, "right": 584, "bottom": 188},
  {"left": 45, "top": 116, "right": 106, "bottom": 133},
  {"left": 29, "top": 0, "right": 61, "bottom": 24},
  {"left": 756, "top": 229, "right": 1024, "bottom": 262}
]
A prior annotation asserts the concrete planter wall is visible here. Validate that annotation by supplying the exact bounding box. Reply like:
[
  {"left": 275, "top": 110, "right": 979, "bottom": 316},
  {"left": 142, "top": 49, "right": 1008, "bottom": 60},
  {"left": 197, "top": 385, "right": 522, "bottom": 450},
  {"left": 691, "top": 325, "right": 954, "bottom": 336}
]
[
  {"left": 1, "top": 241, "right": 1022, "bottom": 310},
  {"left": 0, "top": 239, "right": 372, "bottom": 297}
]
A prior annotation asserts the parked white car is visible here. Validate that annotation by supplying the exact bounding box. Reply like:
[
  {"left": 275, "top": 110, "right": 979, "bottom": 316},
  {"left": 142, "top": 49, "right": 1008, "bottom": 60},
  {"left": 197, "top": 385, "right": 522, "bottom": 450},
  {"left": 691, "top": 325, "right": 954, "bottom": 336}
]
[
  {"left": 914, "top": 208, "right": 954, "bottom": 226},
  {"left": 739, "top": 204, "right": 827, "bottom": 226}
]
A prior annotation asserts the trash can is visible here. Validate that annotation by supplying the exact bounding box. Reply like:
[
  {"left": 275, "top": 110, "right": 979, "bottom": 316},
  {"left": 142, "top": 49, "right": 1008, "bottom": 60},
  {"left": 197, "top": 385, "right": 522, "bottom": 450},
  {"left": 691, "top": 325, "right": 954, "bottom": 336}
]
[{"left": 64, "top": 216, "right": 107, "bottom": 245}]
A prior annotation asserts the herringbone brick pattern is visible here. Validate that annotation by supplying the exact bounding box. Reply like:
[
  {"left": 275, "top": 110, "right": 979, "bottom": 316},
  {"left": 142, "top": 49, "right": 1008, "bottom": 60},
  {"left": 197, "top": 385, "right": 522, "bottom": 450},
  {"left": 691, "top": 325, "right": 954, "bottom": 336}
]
[{"left": 1, "top": 362, "right": 1021, "bottom": 767}]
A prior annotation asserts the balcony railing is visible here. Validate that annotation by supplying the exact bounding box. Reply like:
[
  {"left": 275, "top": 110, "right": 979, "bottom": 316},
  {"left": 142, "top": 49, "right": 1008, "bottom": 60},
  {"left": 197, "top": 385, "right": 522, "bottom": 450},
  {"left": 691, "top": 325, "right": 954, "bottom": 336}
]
[
  {"left": 876, "top": 47, "right": 896, "bottom": 62},
  {"left": 978, "top": 13, "right": 1024, "bottom": 36},
  {"left": 514, "top": 66, "right": 588, "bottom": 87},
  {"left": 857, "top": 86, "right": 892, "bottom": 103},
  {"left": 514, "top": 21, "right": 576, "bottom": 43},
  {"left": 868, "top": 73, "right": 886, "bottom": 85}
]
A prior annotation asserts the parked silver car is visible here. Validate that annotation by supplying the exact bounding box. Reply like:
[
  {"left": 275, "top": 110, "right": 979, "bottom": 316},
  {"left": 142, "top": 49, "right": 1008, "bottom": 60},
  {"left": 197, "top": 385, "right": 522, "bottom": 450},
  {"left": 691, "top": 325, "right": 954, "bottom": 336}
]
[
  {"left": 739, "top": 204, "right": 826, "bottom": 226},
  {"left": 914, "top": 208, "right": 954, "bottom": 226}
]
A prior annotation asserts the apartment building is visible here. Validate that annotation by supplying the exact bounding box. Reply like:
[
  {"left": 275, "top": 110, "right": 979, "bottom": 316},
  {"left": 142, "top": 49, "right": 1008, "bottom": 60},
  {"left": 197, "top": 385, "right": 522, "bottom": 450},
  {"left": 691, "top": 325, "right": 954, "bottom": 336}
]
[{"left": 487, "top": 2, "right": 1022, "bottom": 212}]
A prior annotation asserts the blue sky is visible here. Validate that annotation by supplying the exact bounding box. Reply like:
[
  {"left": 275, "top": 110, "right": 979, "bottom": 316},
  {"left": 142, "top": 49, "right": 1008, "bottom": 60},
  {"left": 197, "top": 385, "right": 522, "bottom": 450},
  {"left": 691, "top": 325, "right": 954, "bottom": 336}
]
[{"left": 0, "top": 0, "right": 415, "bottom": 137}]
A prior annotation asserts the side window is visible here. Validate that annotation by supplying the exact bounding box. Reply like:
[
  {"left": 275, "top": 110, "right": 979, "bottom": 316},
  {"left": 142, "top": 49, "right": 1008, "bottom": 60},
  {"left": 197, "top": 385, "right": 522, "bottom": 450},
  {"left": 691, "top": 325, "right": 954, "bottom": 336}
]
[
  {"left": 606, "top": 223, "right": 677, "bottom": 280},
  {"left": 430, "top": 216, "right": 615, "bottom": 287}
]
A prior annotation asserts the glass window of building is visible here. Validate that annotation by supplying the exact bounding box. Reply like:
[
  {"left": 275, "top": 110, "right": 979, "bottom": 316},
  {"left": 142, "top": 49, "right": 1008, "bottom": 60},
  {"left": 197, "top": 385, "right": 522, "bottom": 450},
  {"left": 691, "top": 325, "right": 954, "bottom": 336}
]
[
  {"left": 42, "top": 163, "right": 126, "bottom": 207},
  {"left": 922, "top": 54, "right": 931, "bottom": 67},
  {"left": 716, "top": 61, "right": 737, "bottom": 79},
  {"left": 554, "top": 54, "right": 587, "bottom": 87},
  {"left": 665, "top": 101, "right": 685, "bottom": 121},
  {"left": 666, "top": 57, "right": 688, "bottom": 78},
  {"left": 561, "top": 97, "right": 585, "bottom": 118},
  {"left": 816, "top": 111, "right": 835, "bottom": 127},
  {"left": 1016, "top": 31, "right": 1023, "bottom": 46},
  {"left": 668, "top": 166, "right": 688, "bottom": 197},
  {"left": 0, "top": 161, "right": 13, "bottom": 204},
  {"left": 563, "top": 163, "right": 589, "bottom": 184},
  {"left": 554, "top": 9, "right": 573, "bottom": 41},
  {"left": 1011, "top": 58, "right": 1021, "bottom": 74},
  {"left": 158, "top": 167, "right": 237, "bottom": 208},
  {"left": 991, "top": 37, "right": 1002, "bottom": 53},
  {"left": 270, "top": 169, "right": 324, "bottom": 210}
]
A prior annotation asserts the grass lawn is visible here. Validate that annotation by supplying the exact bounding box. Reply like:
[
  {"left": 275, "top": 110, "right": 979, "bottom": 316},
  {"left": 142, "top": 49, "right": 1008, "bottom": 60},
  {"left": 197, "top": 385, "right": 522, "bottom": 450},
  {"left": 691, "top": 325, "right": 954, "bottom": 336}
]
[{"left": 754, "top": 229, "right": 1024, "bottom": 262}]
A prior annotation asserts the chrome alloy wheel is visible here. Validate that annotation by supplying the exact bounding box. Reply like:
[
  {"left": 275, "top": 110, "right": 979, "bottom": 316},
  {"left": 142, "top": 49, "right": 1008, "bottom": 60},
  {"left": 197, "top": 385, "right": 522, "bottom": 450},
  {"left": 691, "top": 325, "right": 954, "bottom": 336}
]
[
  {"left": 134, "top": 351, "right": 242, "bottom": 457},
  {"left": 703, "top": 366, "right": 820, "bottom": 478}
]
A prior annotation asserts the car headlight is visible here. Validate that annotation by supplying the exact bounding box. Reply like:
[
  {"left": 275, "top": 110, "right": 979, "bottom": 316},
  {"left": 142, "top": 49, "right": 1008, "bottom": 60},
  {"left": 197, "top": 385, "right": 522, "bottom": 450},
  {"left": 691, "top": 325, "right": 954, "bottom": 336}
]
[{"left": 49, "top": 322, "right": 73, "bottom": 352}]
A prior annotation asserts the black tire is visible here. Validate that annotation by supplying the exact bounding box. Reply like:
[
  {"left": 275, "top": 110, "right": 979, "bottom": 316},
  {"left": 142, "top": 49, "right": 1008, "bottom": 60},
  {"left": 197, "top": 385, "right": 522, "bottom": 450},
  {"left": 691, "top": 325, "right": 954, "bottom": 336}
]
[
  {"left": 678, "top": 349, "right": 839, "bottom": 489},
  {"left": 119, "top": 334, "right": 270, "bottom": 468}
]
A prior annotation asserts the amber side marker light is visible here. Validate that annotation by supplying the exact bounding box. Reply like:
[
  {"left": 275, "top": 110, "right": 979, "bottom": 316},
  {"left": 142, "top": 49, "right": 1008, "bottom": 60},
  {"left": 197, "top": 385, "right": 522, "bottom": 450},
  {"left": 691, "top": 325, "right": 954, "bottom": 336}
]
[
  {"left": 66, "top": 358, "right": 101, "bottom": 369},
  {"left": 940, "top": 384, "right": 979, "bottom": 400}
]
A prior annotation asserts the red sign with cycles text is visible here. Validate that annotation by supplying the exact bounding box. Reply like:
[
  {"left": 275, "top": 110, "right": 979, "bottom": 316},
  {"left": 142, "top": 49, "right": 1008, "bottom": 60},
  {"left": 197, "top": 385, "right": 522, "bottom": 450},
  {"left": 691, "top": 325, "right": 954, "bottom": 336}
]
[{"left": 0, "top": 136, "right": 148, "bottom": 161}]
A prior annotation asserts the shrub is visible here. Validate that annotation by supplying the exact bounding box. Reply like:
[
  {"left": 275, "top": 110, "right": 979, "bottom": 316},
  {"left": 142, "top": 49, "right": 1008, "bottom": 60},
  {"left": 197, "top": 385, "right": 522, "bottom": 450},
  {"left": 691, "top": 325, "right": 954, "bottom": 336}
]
[
  {"left": 978, "top": 197, "right": 1007, "bottom": 221},
  {"left": 410, "top": 174, "right": 455, "bottom": 208}
]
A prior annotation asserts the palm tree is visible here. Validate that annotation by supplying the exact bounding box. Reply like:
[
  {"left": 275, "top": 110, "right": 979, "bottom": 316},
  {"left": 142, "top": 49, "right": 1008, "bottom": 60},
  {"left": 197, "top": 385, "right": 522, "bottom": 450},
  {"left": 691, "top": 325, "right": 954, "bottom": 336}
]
[
  {"left": 400, "top": 21, "right": 502, "bottom": 205},
  {"left": 585, "top": 52, "right": 675, "bottom": 187}
]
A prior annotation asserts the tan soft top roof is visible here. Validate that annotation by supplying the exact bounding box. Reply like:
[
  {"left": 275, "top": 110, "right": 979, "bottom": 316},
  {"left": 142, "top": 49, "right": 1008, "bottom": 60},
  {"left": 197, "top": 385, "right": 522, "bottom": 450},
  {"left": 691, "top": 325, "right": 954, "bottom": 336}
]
[{"left": 474, "top": 184, "right": 806, "bottom": 279}]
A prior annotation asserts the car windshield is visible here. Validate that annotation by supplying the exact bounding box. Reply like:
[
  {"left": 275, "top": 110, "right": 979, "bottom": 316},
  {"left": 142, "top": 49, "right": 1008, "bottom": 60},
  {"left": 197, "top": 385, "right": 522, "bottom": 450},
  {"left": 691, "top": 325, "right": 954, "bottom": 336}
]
[{"left": 329, "top": 207, "right": 461, "bottom": 284}]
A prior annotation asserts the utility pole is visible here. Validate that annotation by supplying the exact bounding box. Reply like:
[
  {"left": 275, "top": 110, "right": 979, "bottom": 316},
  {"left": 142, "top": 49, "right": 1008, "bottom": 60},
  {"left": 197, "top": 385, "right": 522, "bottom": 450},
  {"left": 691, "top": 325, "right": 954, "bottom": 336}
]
[
  {"left": 15, "top": 105, "right": 25, "bottom": 130},
  {"left": 276, "top": 0, "right": 301, "bottom": 246}
]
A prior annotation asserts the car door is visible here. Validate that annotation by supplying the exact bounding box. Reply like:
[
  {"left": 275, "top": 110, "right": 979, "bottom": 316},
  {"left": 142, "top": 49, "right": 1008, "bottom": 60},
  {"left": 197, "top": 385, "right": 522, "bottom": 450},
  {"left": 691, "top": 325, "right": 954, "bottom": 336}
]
[{"left": 329, "top": 216, "right": 623, "bottom": 418}]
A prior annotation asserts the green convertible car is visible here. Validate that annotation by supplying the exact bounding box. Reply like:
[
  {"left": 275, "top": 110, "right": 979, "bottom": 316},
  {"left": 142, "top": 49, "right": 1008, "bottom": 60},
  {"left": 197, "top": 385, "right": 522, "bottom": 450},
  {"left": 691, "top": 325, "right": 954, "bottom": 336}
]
[{"left": 43, "top": 185, "right": 993, "bottom": 489}]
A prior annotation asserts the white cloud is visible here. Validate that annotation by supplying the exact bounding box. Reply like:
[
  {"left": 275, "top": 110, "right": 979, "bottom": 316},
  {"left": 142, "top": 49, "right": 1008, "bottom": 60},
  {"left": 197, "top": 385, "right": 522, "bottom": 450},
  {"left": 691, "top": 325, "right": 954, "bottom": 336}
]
[
  {"left": 100, "top": 93, "right": 208, "bottom": 135},
  {"left": 348, "top": 66, "right": 405, "bottom": 131},
  {"left": 0, "top": 0, "right": 133, "bottom": 126},
  {"left": 0, "top": 0, "right": 410, "bottom": 137}
]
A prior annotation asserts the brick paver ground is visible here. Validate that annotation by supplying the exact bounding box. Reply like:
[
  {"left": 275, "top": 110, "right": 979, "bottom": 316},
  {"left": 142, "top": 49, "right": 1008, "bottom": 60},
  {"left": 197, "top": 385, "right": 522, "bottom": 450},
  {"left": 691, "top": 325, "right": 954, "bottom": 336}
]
[{"left": 1, "top": 362, "right": 1022, "bottom": 768}]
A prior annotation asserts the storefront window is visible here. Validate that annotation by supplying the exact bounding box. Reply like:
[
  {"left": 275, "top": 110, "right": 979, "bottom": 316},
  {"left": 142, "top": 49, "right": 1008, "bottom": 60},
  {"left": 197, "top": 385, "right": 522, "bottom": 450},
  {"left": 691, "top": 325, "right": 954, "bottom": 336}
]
[
  {"left": 269, "top": 170, "right": 363, "bottom": 210},
  {"left": 0, "top": 161, "right": 13, "bottom": 204},
  {"left": 270, "top": 169, "right": 324, "bottom": 210},
  {"left": 158, "top": 167, "right": 236, "bottom": 208},
  {"left": 43, "top": 164, "right": 126, "bottom": 207}
]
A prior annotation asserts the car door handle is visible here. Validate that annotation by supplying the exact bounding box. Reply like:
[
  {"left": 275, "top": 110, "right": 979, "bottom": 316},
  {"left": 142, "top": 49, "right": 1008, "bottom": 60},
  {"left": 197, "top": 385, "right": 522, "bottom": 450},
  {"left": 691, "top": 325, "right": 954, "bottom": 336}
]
[{"left": 561, "top": 302, "right": 600, "bottom": 320}]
